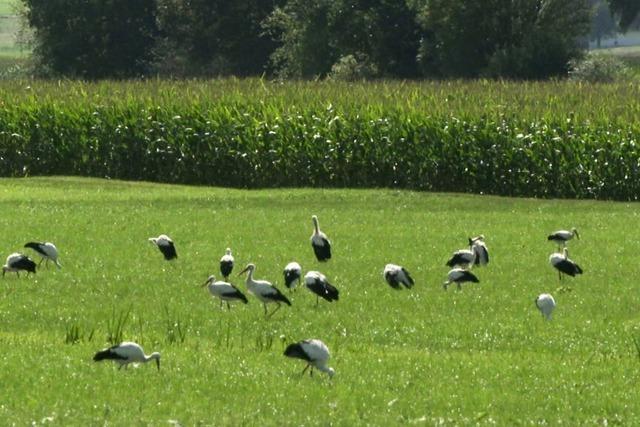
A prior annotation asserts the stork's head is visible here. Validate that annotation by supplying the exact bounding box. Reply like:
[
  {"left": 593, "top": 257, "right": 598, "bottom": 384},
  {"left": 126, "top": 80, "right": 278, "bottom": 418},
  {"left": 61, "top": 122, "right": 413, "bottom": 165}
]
[
  {"left": 327, "top": 367, "right": 335, "bottom": 379},
  {"left": 201, "top": 275, "right": 215, "bottom": 287},
  {"left": 238, "top": 263, "right": 256, "bottom": 276},
  {"left": 225, "top": 248, "right": 232, "bottom": 256}
]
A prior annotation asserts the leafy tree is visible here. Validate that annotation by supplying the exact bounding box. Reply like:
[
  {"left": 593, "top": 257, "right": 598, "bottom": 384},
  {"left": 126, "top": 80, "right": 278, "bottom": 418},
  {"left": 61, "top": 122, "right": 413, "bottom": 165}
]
[
  {"left": 155, "top": 0, "right": 282, "bottom": 76},
  {"left": 413, "top": 0, "right": 591, "bottom": 79},
  {"left": 607, "top": 0, "right": 640, "bottom": 31},
  {"left": 22, "top": 0, "right": 158, "bottom": 78},
  {"left": 264, "top": 0, "right": 421, "bottom": 78}
]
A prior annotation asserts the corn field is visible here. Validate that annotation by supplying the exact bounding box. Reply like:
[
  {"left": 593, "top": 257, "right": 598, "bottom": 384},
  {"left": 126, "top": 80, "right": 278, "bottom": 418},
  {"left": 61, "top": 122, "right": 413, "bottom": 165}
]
[{"left": 0, "top": 78, "right": 639, "bottom": 199}]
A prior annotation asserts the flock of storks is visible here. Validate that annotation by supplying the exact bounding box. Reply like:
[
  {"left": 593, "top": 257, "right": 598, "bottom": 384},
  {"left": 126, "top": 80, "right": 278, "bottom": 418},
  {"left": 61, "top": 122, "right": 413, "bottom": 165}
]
[{"left": 2, "top": 217, "right": 583, "bottom": 378}]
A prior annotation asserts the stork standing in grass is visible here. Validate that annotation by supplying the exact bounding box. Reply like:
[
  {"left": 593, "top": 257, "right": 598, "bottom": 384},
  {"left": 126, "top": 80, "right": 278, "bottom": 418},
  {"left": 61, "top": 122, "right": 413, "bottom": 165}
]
[
  {"left": 24, "top": 242, "right": 61, "bottom": 268},
  {"left": 238, "top": 263, "right": 291, "bottom": 317},
  {"left": 549, "top": 247, "right": 583, "bottom": 280},
  {"left": 383, "top": 264, "right": 414, "bottom": 289},
  {"left": 2, "top": 253, "right": 36, "bottom": 277},
  {"left": 310, "top": 215, "right": 331, "bottom": 262},
  {"left": 304, "top": 271, "right": 339, "bottom": 305},
  {"left": 469, "top": 235, "right": 489, "bottom": 266},
  {"left": 535, "top": 293, "right": 556, "bottom": 320},
  {"left": 201, "top": 275, "right": 248, "bottom": 309},
  {"left": 443, "top": 268, "right": 479, "bottom": 290},
  {"left": 149, "top": 234, "right": 177, "bottom": 260},
  {"left": 219, "top": 248, "right": 234, "bottom": 280},
  {"left": 283, "top": 262, "right": 302, "bottom": 290},
  {"left": 93, "top": 342, "right": 160, "bottom": 370},
  {"left": 284, "top": 339, "right": 335, "bottom": 378},
  {"left": 548, "top": 228, "right": 579, "bottom": 249}
]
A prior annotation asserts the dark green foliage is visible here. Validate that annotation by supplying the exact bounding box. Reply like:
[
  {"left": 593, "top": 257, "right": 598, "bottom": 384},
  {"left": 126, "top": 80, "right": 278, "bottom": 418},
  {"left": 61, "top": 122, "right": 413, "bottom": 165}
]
[
  {"left": 155, "top": 0, "right": 282, "bottom": 76},
  {"left": 414, "top": 0, "right": 591, "bottom": 79},
  {"left": 264, "top": 0, "right": 421, "bottom": 78},
  {"left": 608, "top": 0, "right": 640, "bottom": 31},
  {"left": 0, "top": 81, "right": 639, "bottom": 200},
  {"left": 22, "top": 0, "right": 158, "bottom": 79}
]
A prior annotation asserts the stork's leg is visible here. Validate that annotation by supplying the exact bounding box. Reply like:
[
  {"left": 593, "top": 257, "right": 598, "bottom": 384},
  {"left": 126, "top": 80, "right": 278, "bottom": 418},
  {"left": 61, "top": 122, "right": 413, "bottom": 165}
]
[
  {"left": 457, "top": 282, "right": 462, "bottom": 290},
  {"left": 263, "top": 303, "right": 268, "bottom": 316},
  {"left": 219, "top": 299, "right": 223, "bottom": 309},
  {"left": 310, "top": 367, "right": 314, "bottom": 377},
  {"left": 226, "top": 301, "right": 231, "bottom": 310},
  {"left": 38, "top": 258, "right": 44, "bottom": 266},
  {"left": 316, "top": 296, "right": 319, "bottom": 307},
  {"left": 301, "top": 364, "right": 310, "bottom": 376},
  {"left": 16, "top": 271, "right": 19, "bottom": 278},
  {"left": 267, "top": 303, "right": 282, "bottom": 318}
]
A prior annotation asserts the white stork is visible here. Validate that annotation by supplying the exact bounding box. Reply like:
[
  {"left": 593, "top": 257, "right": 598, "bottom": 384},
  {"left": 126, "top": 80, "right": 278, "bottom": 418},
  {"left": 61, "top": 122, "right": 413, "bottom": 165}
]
[
  {"left": 311, "top": 215, "right": 332, "bottom": 262},
  {"left": 445, "top": 248, "right": 476, "bottom": 269},
  {"left": 283, "top": 262, "right": 302, "bottom": 290},
  {"left": 469, "top": 235, "right": 489, "bottom": 266},
  {"left": 383, "top": 264, "right": 414, "bottom": 289},
  {"left": 93, "top": 341, "right": 160, "bottom": 370},
  {"left": 201, "top": 275, "right": 248, "bottom": 309},
  {"left": 548, "top": 228, "right": 579, "bottom": 249},
  {"left": 443, "top": 268, "right": 479, "bottom": 290},
  {"left": 535, "top": 293, "right": 556, "bottom": 320},
  {"left": 549, "top": 248, "right": 583, "bottom": 280},
  {"left": 238, "top": 263, "right": 291, "bottom": 317},
  {"left": 304, "top": 271, "right": 339, "bottom": 305},
  {"left": 24, "top": 242, "right": 61, "bottom": 268},
  {"left": 149, "top": 234, "right": 177, "bottom": 260},
  {"left": 284, "top": 339, "right": 335, "bottom": 378},
  {"left": 2, "top": 253, "right": 37, "bottom": 277},
  {"left": 219, "top": 248, "right": 234, "bottom": 280}
]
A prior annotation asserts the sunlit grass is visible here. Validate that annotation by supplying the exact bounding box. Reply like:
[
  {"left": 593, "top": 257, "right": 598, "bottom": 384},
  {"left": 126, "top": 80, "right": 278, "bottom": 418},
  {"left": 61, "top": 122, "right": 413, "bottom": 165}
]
[{"left": 0, "top": 177, "right": 639, "bottom": 424}]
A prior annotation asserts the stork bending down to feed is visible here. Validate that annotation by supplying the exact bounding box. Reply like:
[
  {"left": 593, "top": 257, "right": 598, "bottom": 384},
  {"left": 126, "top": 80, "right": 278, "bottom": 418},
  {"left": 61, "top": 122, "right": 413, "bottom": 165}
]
[
  {"left": 93, "top": 342, "right": 160, "bottom": 370},
  {"left": 284, "top": 339, "right": 335, "bottom": 378},
  {"left": 148, "top": 234, "right": 178, "bottom": 260},
  {"left": 2, "top": 253, "right": 36, "bottom": 277},
  {"left": 383, "top": 264, "right": 414, "bottom": 289},
  {"left": 24, "top": 242, "right": 61, "bottom": 268}
]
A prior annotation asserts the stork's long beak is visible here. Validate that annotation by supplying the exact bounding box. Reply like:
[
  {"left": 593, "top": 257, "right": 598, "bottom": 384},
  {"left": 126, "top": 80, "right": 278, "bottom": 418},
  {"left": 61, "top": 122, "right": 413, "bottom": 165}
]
[
  {"left": 575, "top": 230, "right": 580, "bottom": 240},
  {"left": 237, "top": 266, "right": 250, "bottom": 276},
  {"left": 156, "top": 358, "right": 161, "bottom": 371},
  {"left": 201, "top": 280, "right": 209, "bottom": 288}
]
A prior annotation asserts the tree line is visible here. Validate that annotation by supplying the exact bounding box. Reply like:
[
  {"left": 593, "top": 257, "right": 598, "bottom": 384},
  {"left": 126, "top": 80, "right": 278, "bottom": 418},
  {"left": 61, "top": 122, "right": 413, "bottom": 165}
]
[{"left": 20, "top": 0, "right": 640, "bottom": 80}]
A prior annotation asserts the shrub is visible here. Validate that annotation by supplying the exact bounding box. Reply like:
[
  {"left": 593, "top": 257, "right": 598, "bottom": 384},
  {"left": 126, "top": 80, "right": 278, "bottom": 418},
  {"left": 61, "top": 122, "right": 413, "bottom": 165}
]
[{"left": 568, "top": 53, "right": 630, "bottom": 83}]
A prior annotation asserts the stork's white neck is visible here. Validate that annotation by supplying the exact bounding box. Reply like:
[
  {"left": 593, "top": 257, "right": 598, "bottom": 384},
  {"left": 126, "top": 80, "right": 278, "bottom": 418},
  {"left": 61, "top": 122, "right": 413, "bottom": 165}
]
[
  {"left": 312, "top": 216, "right": 320, "bottom": 234},
  {"left": 145, "top": 352, "right": 160, "bottom": 362}
]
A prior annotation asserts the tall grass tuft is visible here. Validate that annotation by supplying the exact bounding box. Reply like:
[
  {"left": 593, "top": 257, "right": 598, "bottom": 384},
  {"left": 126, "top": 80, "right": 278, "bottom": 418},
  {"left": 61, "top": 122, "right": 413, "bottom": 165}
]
[
  {"left": 105, "top": 306, "right": 131, "bottom": 346},
  {"left": 164, "top": 306, "right": 187, "bottom": 345}
]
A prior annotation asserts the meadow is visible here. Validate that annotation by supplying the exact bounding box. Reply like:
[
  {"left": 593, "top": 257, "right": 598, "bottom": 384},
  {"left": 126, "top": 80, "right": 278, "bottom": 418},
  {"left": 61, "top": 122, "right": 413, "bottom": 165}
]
[{"left": 1, "top": 176, "right": 639, "bottom": 425}]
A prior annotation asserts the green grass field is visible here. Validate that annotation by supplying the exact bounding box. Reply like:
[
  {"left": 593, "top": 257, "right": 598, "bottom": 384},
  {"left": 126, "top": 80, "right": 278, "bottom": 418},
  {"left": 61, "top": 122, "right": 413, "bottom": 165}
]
[{"left": 1, "top": 177, "right": 639, "bottom": 424}]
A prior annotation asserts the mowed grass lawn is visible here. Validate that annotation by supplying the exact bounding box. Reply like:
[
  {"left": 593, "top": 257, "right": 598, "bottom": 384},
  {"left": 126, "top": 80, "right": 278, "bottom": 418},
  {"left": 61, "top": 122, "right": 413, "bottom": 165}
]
[{"left": 1, "top": 177, "right": 639, "bottom": 425}]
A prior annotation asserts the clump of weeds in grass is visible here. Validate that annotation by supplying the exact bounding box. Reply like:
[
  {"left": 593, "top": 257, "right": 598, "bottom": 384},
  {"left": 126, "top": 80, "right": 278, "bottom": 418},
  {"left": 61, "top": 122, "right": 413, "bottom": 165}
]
[{"left": 106, "top": 306, "right": 131, "bottom": 345}]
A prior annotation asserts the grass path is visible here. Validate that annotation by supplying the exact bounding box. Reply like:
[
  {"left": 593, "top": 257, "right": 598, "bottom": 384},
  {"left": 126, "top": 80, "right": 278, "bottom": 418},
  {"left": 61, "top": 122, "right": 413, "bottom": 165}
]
[{"left": 0, "top": 177, "right": 639, "bottom": 425}]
